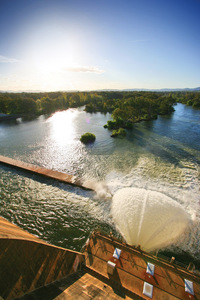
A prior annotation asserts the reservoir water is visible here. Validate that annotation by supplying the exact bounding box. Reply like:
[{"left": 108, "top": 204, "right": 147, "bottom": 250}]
[{"left": 0, "top": 104, "right": 200, "bottom": 263}]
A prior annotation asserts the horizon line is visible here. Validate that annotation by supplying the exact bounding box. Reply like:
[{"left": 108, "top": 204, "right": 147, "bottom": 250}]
[{"left": 0, "top": 86, "right": 200, "bottom": 93}]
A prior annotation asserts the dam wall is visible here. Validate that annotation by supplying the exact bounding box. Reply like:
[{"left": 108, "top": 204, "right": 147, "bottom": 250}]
[
  {"left": 0, "top": 217, "right": 83, "bottom": 299},
  {"left": 0, "top": 155, "right": 92, "bottom": 190}
]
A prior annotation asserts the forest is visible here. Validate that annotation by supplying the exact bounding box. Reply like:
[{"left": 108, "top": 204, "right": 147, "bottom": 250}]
[{"left": 0, "top": 91, "right": 199, "bottom": 126}]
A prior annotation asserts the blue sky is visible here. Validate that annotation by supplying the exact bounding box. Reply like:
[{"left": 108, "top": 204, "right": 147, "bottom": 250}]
[{"left": 0, "top": 0, "right": 199, "bottom": 91}]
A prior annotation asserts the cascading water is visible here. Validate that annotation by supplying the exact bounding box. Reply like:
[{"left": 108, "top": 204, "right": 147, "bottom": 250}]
[{"left": 111, "top": 187, "right": 190, "bottom": 252}]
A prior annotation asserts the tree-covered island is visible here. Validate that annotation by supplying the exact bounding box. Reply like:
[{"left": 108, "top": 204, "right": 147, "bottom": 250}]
[
  {"left": 102, "top": 92, "right": 175, "bottom": 134},
  {"left": 80, "top": 132, "right": 96, "bottom": 144}
]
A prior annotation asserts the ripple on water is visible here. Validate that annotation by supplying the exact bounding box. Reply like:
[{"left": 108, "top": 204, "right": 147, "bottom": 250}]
[
  {"left": 0, "top": 168, "right": 115, "bottom": 250},
  {"left": 0, "top": 105, "right": 200, "bottom": 259}
]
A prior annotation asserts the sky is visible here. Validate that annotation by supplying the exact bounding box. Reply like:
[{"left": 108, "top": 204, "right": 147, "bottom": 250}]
[{"left": 0, "top": 0, "right": 200, "bottom": 91}]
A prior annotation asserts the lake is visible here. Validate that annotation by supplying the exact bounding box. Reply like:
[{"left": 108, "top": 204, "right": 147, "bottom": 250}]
[{"left": 0, "top": 103, "right": 199, "bottom": 264}]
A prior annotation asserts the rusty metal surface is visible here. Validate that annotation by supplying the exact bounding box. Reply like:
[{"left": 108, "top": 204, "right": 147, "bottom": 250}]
[
  {"left": 0, "top": 217, "right": 83, "bottom": 300},
  {"left": 1, "top": 214, "right": 200, "bottom": 299},
  {"left": 18, "top": 270, "right": 137, "bottom": 300},
  {"left": 83, "top": 232, "right": 200, "bottom": 300},
  {"left": 0, "top": 216, "right": 45, "bottom": 242}
]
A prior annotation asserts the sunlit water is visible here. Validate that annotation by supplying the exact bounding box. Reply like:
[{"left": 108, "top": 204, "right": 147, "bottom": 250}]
[{"left": 0, "top": 104, "right": 200, "bottom": 264}]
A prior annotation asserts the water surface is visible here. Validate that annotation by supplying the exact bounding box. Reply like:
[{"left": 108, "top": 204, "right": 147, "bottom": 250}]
[{"left": 0, "top": 104, "right": 199, "bottom": 262}]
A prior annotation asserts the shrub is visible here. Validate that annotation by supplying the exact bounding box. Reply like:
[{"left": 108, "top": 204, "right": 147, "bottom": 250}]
[
  {"left": 80, "top": 132, "right": 96, "bottom": 144},
  {"left": 187, "top": 100, "right": 193, "bottom": 106},
  {"left": 105, "top": 118, "right": 126, "bottom": 130},
  {"left": 124, "top": 120, "right": 133, "bottom": 129},
  {"left": 106, "top": 120, "right": 119, "bottom": 130},
  {"left": 192, "top": 101, "right": 200, "bottom": 108},
  {"left": 111, "top": 128, "right": 126, "bottom": 138}
]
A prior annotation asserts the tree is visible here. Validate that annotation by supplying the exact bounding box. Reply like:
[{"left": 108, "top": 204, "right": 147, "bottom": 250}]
[
  {"left": 80, "top": 133, "right": 96, "bottom": 144},
  {"left": 111, "top": 128, "right": 126, "bottom": 138},
  {"left": 112, "top": 108, "right": 128, "bottom": 121},
  {"left": 40, "top": 96, "right": 53, "bottom": 113}
]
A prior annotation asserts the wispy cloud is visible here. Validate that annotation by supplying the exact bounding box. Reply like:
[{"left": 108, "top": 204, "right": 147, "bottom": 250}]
[
  {"left": 0, "top": 55, "right": 21, "bottom": 63},
  {"left": 65, "top": 65, "right": 104, "bottom": 74}
]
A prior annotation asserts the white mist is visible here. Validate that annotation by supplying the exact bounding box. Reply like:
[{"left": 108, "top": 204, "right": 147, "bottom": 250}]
[{"left": 111, "top": 187, "right": 190, "bottom": 252}]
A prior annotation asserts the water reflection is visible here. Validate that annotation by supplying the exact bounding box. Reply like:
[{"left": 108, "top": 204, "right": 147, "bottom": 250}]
[{"left": 47, "top": 110, "right": 78, "bottom": 147}]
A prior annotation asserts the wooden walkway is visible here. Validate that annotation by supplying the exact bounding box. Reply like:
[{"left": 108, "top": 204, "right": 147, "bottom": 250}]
[{"left": 0, "top": 155, "right": 92, "bottom": 190}]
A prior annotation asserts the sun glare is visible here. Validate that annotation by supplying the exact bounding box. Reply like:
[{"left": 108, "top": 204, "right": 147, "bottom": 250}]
[
  {"left": 25, "top": 24, "right": 83, "bottom": 75},
  {"left": 24, "top": 37, "right": 84, "bottom": 90},
  {"left": 32, "top": 46, "right": 78, "bottom": 74},
  {"left": 48, "top": 110, "right": 78, "bottom": 147}
]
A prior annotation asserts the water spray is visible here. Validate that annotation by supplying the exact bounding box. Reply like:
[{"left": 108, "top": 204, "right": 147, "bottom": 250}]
[{"left": 111, "top": 187, "right": 190, "bottom": 251}]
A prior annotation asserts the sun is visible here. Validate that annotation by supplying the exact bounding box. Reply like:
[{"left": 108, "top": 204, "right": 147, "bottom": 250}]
[
  {"left": 25, "top": 24, "right": 82, "bottom": 75},
  {"left": 31, "top": 44, "right": 78, "bottom": 74},
  {"left": 23, "top": 35, "right": 83, "bottom": 90}
]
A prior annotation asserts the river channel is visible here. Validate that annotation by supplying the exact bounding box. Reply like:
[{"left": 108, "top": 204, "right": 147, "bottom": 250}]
[{"left": 0, "top": 103, "right": 199, "bottom": 264}]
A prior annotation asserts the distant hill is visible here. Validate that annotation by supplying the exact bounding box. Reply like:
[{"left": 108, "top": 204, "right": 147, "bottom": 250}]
[
  {"left": 121, "top": 87, "right": 200, "bottom": 92},
  {"left": 158, "top": 87, "right": 200, "bottom": 92},
  {"left": 0, "top": 87, "right": 200, "bottom": 93}
]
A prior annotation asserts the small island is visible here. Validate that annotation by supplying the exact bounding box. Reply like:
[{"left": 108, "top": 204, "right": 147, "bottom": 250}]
[
  {"left": 80, "top": 132, "right": 96, "bottom": 144},
  {"left": 111, "top": 128, "right": 126, "bottom": 138}
]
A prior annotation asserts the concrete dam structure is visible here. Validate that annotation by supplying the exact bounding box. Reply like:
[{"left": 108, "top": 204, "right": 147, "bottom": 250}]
[
  {"left": 0, "top": 217, "right": 83, "bottom": 299},
  {"left": 0, "top": 217, "right": 200, "bottom": 299},
  {"left": 0, "top": 155, "right": 91, "bottom": 190}
]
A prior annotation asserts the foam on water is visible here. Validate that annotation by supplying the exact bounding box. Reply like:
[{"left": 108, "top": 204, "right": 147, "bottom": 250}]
[
  {"left": 104, "top": 157, "right": 200, "bottom": 256},
  {"left": 83, "top": 179, "right": 112, "bottom": 200},
  {"left": 81, "top": 154, "right": 199, "bottom": 257},
  {"left": 111, "top": 187, "right": 190, "bottom": 251}
]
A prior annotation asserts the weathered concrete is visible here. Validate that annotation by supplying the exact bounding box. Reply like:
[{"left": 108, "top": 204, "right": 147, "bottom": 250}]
[
  {"left": 0, "top": 217, "right": 83, "bottom": 300},
  {"left": 0, "top": 155, "right": 92, "bottom": 190}
]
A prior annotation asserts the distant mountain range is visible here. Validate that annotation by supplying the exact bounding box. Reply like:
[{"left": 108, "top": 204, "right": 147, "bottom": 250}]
[
  {"left": 100, "top": 87, "right": 200, "bottom": 92},
  {"left": 148, "top": 87, "right": 200, "bottom": 92},
  {"left": 0, "top": 87, "right": 200, "bottom": 93}
]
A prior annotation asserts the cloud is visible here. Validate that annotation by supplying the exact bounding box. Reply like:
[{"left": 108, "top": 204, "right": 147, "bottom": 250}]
[
  {"left": 0, "top": 55, "right": 21, "bottom": 63},
  {"left": 65, "top": 65, "right": 104, "bottom": 74}
]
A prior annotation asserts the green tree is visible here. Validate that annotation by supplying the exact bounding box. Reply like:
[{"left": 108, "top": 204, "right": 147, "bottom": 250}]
[{"left": 80, "top": 133, "right": 96, "bottom": 144}]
